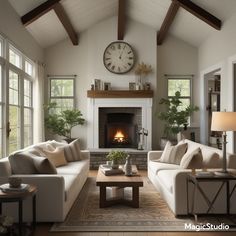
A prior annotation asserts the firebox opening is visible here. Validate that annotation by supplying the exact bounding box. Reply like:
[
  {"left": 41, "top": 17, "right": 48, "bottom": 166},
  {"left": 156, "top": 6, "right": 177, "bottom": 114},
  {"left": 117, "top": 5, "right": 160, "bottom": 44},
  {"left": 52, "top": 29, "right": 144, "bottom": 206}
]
[{"left": 99, "top": 108, "right": 141, "bottom": 149}]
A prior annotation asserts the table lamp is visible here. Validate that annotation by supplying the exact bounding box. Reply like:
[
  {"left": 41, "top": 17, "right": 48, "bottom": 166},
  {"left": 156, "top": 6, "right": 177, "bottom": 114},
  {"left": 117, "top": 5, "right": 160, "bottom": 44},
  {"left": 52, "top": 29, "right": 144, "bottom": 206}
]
[{"left": 211, "top": 111, "right": 236, "bottom": 176}]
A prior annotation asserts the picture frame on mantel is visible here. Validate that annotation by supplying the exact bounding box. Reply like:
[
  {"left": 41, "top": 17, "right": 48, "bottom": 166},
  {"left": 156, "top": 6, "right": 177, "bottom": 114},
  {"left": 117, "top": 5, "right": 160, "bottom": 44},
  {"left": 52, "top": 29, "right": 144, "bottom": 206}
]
[
  {"left": 94, "top": 79, "right": 101, "bottom": 90},
  {"left": 104, "top": 82, "right": 111, "bottom": 90},
  {"left": 129, "top": 82, "right": 136, "bottom": 90}
]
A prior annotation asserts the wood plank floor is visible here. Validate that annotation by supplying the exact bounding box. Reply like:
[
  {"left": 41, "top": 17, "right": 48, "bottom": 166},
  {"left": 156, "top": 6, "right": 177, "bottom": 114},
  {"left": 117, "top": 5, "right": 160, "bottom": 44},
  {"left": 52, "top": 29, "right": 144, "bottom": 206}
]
[{"left": 34, "top": 171, "right": 235, "bottom": 236}]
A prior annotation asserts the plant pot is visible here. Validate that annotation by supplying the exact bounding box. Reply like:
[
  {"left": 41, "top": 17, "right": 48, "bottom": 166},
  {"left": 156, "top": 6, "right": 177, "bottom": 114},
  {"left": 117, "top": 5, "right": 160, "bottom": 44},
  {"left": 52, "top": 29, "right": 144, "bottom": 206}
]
[{"left": 111, "top": 161, "right": 119, "bottom": 169}]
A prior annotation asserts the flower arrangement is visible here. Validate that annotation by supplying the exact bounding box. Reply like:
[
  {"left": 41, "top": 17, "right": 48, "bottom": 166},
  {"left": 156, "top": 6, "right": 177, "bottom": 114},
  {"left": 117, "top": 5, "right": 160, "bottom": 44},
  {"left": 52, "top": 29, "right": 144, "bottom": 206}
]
[
  {"left": 135, "top": 62, "right": 152, "bottom": 76},
  {"left": 0, "top": 215, "right": 13, "bottom": 234}
]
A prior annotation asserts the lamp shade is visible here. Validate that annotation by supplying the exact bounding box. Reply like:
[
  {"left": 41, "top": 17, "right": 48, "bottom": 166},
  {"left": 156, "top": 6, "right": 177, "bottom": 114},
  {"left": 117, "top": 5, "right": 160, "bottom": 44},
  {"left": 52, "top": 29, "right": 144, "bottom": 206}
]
[{"left": 211, "top": 112, "right": 236, "bottom": 131}]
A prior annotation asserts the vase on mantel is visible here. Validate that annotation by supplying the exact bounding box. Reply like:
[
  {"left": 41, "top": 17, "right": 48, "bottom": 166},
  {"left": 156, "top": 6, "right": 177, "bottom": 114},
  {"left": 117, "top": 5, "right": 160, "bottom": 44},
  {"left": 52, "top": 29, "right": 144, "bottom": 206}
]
[{"left": 124, "top": 155, "right": 132, "bottom": 176}]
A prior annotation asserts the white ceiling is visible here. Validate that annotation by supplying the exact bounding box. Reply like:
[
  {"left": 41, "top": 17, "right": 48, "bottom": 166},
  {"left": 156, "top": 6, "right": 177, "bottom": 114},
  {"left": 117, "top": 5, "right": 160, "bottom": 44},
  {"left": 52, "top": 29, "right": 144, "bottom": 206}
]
[{"left": 8, "top": 0, "right": 236, "bottom": 48}]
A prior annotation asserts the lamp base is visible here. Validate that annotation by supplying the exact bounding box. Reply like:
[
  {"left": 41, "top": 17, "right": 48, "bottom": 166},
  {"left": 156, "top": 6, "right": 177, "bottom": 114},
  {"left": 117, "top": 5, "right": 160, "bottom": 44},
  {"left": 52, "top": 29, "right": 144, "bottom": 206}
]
[{"left": 214, "top": 170, "right": 230, "bottom": 177}]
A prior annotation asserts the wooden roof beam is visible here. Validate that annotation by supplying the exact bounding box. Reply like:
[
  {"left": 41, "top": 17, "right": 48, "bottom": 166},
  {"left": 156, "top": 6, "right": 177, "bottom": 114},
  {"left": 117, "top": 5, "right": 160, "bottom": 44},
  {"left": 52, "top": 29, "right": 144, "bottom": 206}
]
[
  {"left": 157, "top": 1, "right": 180, "bottom": 45},
  {"left": 53, "top": 3, "right": 78, "bottom": 45},
  {"left": 118, "top": 0, "right": 126, "bottom": 40},
  {"left": 21, "top": 0, "right": 61, "bottom": 26},
  {"left": 173, "top": 0, "right": 221, "bottom": 30}
]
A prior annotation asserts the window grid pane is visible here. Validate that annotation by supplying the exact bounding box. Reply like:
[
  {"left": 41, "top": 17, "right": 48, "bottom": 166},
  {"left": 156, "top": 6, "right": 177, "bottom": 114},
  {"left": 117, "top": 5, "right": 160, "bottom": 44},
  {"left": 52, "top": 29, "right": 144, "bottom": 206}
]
[
  {"left": 168, "top": 79, "right": 190, "bottom": 97},
  {"left": 9, "top": 48, "right": 21, "bottom": 68},
  {"left": 25, "top": 61, "right": 33, "bottom": 76},
  {"left": 0, "top": 65, "right": 2, "bottom": 102},
  {"left": 50, "top": 79, "right": 74, "bottom": 97},
  {"left": 24, "top": 108, "right": 33, "bottom": 147},
  {"left": 0, "top": 40, "right": 2, "bottom": 57},
  {"left": 9, "top": 71, "right": 19, "bottom": 105},
  {"left": 24, "top": 79, "right": 32, "bottom": 107}
]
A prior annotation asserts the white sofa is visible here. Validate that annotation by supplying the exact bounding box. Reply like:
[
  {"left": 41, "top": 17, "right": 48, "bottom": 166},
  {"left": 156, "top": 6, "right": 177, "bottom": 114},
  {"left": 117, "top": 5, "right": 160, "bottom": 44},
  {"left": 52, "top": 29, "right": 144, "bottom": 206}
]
[
  {"left": 0, "top": 140, "right": 90, "bottom": 222},
  {"left": 148, "top": 139, "right": 236, "bottom": 216}
]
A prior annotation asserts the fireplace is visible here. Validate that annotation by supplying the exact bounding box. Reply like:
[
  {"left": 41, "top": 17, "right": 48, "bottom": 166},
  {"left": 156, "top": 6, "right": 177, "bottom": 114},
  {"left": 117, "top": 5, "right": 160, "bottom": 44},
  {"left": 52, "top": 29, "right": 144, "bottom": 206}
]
[{"left": 99, "top": 108, "right": 141, "bottom": 148}]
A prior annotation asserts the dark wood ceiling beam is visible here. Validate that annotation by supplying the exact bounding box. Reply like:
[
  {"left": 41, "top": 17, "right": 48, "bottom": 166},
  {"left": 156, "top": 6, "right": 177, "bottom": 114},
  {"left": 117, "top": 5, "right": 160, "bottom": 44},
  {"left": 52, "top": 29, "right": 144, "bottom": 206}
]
[
  {"left": 173, "top": 0, "right": 221, "bottom": 30},
  {"left": 21, "top": 0, "right": 62, "bottom": 26},
  {"left": 118, "top": 0, "right": 126, "bottom": 40},
  {"left": 53, "top": 3, "right": 78, "bottom": 45},
  {"left": 157, "top": 1, "right": 180, "bottom": 45}
]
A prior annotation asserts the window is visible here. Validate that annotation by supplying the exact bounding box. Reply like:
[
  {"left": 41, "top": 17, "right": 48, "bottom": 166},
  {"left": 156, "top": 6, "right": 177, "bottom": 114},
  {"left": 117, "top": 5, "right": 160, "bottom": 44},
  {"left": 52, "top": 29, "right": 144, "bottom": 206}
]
[
  {"left": 49, "top": 78, "right": 75, "bottom": 113},
  {"left": 168, "top": 78, "right": 191, "bottom": 110},
  {"left": 0, "top": 37, "right": 35, "bottom": 157},
  {"left": 9, "top": 47, "right": 21, "bottom": 68}
]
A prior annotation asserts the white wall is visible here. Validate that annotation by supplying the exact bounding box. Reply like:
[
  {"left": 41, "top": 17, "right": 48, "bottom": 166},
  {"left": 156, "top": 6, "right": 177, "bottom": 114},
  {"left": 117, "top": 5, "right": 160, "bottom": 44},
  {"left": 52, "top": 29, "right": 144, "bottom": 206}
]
[
  {"left": 0, "top": 0, "right": 44, "bottom": 62},
  {"left": 198, "top": 12, "right": 236, "bottom": 152},
  {"left": 45, "top": 16, "right": 157, "bottom": 149},
  {"left": 156, "top": 35, "right": 199, "bottom": 148}
]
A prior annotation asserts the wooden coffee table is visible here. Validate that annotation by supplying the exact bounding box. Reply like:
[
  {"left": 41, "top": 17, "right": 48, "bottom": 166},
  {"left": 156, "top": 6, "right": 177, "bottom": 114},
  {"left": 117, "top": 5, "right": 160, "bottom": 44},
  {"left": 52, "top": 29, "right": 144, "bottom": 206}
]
[{"left": 96, "top": 165, "right": 143, "bottom": 208}]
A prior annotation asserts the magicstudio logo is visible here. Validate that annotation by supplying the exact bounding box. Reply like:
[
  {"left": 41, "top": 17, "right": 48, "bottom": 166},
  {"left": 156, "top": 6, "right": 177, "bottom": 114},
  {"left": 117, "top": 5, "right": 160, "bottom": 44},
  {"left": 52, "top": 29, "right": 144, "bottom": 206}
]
[{"left": 185, "top": 223, "right": 230, "bottom": 231}]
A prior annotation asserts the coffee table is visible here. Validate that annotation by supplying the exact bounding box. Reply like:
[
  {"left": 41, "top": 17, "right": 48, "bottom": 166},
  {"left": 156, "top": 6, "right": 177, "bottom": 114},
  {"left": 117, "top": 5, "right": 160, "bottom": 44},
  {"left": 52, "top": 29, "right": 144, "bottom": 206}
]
[{"left": 96, "top": 165, "right": 143, "bottom": 208}]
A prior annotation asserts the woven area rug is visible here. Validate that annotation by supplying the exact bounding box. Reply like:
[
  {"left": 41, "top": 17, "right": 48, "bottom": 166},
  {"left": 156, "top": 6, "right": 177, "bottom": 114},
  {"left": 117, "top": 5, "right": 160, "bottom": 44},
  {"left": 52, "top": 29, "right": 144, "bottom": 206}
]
[{"left": 51, "top": 177, "right": 222, "bottom": 232}]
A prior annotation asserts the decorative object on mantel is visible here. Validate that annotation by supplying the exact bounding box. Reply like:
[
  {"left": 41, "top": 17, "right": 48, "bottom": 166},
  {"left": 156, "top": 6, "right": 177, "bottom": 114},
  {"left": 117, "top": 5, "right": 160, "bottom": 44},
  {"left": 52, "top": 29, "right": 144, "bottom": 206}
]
[
  {"left": 94, "top": 79, "right": 101, "bottom": 90},
  {"left": 45, "top": 102, "right": 85, "bottom": 143},
  {"left": 158, "top": 91, "right": 199, "bottom": 149},
  {"left": 104, "top": 82, "right": 111, "bottom": 90},
  {"left": 135, "top": 62, "right": 152, "bottom": 90},
  {"left": 106, "top": 150, "right": 128, "bottom": 169},
  {"left": 138, "top": 128, "right": 148, "bottom": 150},
  {"left": 144, "top": 82, "right": 151, "bottom": 90},
  {"left": 129, "top": 82, "right": 136, "bottom": 90}
]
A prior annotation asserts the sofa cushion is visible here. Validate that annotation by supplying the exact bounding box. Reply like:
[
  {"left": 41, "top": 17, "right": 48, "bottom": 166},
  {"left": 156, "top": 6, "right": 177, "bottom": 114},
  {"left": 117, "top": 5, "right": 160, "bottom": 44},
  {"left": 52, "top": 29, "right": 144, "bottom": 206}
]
[
  {"left": 64, "top": 139, "right": 82, "bottom": 162},
  {"left": 31, "top": 155, "right": 57, "bottom": 174},
  {"left": 43, "top": 147, "right": 67, "bottom": 167},
  {"left": 180, "top": 148, "right": 203, "bottom": 169},
  {"left": 57, "top": 160, "right": 88, "bottom": 175},
  {"left": 157, "top": 170, "right": 175, "bottom": 193},
  {"left": 9, "top": 152, "right": 37, "bottom": 174},
  {"left": 201, "top": 149, "right": 221, "bottom": 168},
  {"left": 160, "top": 141, "right": 187, "bottom": 164},
  {"left": 149, "top": 160, "right": 180, "bottom": 175}
]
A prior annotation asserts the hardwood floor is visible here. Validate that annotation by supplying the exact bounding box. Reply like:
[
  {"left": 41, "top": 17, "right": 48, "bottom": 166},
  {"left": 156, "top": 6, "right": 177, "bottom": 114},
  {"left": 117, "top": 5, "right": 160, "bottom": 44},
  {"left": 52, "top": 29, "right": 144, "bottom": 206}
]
[{"left": 34, "top": 170, "right": 235, "bottom": 236}]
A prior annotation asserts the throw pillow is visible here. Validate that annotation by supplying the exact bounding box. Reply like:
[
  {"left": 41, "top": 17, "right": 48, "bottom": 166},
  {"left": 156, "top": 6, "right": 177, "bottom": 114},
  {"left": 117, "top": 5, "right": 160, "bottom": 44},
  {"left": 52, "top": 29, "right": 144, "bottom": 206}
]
[
  {"left": 43, "top": 147, "right": 67, "bottom": 167},
  {"left": 160, "top": 141, "right": 187, "bottom": 164},
  {"left": 9, "top": 152, "right": 37, "bottom": 174},
  {"left": 31, "top": 155, "right": 57, "bottom": 174},
  {"left": 63, "top": 139, "right": 82, "bottom": 162},
  {"left": 180, "top": 147, "right": 203, "bottom": 169}
]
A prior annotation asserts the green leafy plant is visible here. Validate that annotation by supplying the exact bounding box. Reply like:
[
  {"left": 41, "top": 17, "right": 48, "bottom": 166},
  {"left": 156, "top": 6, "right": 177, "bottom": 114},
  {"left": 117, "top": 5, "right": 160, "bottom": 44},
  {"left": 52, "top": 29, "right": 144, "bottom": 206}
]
[
  {"left": 106, "top": 150, "right": 128, "bottom": 163},
  {"left": 158, "top": 91, "right": 199, "bottom": 140},
  {"left": 45, "top": 102, "right": 85, "bottom": 139}
]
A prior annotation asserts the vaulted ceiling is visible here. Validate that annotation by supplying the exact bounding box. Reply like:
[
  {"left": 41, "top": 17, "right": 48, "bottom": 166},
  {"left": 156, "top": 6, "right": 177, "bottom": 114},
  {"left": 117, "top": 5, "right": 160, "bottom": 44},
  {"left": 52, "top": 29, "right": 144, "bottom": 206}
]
[{"left": 8, "top": 0, "right": 236, "bottom": 48}]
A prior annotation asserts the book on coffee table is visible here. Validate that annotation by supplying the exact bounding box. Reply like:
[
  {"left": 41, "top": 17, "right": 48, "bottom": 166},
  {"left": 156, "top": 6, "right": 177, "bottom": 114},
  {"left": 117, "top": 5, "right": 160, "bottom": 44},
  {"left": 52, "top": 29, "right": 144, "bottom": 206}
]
[{"left": 100, "top": 165, "right": 124, "bottom": 176}]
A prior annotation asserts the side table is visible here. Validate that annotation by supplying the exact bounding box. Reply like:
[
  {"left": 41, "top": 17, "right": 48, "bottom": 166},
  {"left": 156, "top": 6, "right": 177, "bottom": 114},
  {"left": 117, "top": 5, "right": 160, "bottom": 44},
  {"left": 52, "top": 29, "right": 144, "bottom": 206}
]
[
  {"left": 186, "top": 173, "right": 236, "bottom": 221},
  {"left": 0, "top": 184, "right": 37, "bottom": 236}
]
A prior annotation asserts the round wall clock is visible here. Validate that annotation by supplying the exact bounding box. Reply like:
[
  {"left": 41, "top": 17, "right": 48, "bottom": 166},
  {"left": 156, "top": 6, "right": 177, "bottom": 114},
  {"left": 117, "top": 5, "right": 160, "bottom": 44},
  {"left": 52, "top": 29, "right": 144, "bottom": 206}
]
[{"left": 103, "top": 41, "right": 135, "bottom": 74}]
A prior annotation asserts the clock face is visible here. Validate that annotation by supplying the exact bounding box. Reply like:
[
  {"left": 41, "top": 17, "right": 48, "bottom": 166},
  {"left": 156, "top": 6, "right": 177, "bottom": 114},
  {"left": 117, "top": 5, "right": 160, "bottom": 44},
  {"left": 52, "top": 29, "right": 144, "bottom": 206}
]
[{"left": 103, "top": 41, "right": 135, "bottom": 74}]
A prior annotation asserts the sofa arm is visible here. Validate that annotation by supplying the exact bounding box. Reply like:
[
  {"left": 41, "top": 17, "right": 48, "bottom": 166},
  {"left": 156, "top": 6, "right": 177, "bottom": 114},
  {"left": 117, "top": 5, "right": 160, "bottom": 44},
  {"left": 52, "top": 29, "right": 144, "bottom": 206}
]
[
  {"left": 81, "top": 150, "right": 90, "bottom": 160},
  {"left": 0, "top": 175, "right": 65, "bottom": 222},
  {"left": 148, "top": 151, "right": 163, "bottom": 162}
]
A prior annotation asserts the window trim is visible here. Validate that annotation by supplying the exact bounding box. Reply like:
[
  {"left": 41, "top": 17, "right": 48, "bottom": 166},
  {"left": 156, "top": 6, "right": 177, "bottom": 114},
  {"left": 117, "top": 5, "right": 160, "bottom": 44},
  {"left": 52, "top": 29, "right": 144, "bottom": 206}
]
[{"left": 49, "top": 77, "right": 76, "bottom": 109}]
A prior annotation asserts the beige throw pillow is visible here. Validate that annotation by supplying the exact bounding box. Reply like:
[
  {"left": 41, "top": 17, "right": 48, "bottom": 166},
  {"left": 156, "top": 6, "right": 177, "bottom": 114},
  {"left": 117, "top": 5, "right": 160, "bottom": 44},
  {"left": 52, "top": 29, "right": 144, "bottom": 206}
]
[
  {"left": 64, "top": 139, "right": 82, "bottom": 162},
  {"left": 31, "top": 155, "right": 57, "bottom": 174},
  {"left": 180, "top": 147, "right": 203, "bottom": 169},
  {"left": 43, "top": 147, "right": 67, "bottom": 167},
  {"left": 160, "top": 141, "right": 187, "bottom": 164}
]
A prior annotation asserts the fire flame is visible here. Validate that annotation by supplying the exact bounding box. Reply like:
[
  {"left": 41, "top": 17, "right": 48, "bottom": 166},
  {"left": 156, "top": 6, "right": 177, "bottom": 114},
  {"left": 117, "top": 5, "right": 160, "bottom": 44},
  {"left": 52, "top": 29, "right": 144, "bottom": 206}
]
[{"left": 113, "top": 130, "right": 125, "bottom": 143}]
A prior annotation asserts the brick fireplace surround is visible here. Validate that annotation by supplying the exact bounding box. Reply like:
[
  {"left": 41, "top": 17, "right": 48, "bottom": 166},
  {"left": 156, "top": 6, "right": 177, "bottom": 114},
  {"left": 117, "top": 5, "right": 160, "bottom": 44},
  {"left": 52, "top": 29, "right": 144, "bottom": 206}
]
[{"left": 87, "top": 90, "right": 153, "bottom": 169}]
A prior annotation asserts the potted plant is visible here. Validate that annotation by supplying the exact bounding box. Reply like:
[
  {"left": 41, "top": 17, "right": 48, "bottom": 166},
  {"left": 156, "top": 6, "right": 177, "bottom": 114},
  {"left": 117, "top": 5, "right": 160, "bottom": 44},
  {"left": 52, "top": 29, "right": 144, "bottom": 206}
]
[
  {"left": 45, "top": 102, "right": 85, "bottom": 143},
  {"left": 106, "top": 150, "right": 128, "bottom": 169},
  {"left": 134, "top": 62, "right": 152, "bottom": 89},
  {"left": 158, "top": 91, "right": 199, "bottom": 148}
]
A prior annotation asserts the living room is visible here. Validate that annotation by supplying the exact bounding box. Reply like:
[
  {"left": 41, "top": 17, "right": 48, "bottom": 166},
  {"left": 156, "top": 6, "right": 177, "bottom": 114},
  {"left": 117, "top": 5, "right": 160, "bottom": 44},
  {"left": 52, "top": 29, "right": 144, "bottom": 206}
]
[{"left": 0, "top": 0, "right": 236, "bottom": 235}]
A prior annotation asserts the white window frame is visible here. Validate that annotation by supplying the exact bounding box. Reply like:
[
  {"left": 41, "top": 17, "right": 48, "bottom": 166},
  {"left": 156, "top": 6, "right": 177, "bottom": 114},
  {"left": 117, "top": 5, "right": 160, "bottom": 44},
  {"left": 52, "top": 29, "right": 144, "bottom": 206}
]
[
  {"left": 0, "top": 35, "right": 35, "bottom": 157},
  {"left": 48, "top": 76, "right": 76, "bottom": 110}
]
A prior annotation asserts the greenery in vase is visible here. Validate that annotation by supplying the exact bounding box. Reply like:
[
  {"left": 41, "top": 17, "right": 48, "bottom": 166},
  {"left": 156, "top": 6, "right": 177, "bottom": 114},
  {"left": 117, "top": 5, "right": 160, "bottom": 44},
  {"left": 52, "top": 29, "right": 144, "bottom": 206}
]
[
  {"left": 45, "top": 102, "right": 85, "bottom": 139},
  {"left": 106, "top": 150, "right": 128, "bottom": 163},
  {"left": 158, "top": 91, "right": 199, "bottom": 140}
]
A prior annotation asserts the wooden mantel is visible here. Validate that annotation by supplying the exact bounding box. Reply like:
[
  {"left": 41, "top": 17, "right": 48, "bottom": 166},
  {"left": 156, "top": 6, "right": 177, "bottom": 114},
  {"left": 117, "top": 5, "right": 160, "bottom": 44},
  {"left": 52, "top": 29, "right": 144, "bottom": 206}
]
[{"left": 87, "top": 90, "right": 153, "bottom": 98}]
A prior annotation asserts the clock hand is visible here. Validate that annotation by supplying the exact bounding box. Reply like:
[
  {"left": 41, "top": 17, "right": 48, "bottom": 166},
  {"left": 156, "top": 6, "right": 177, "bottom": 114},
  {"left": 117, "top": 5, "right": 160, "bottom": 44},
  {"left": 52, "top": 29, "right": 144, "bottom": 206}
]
[{"left": 119, "top": 45, "right": 126, "bottom": 59}]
